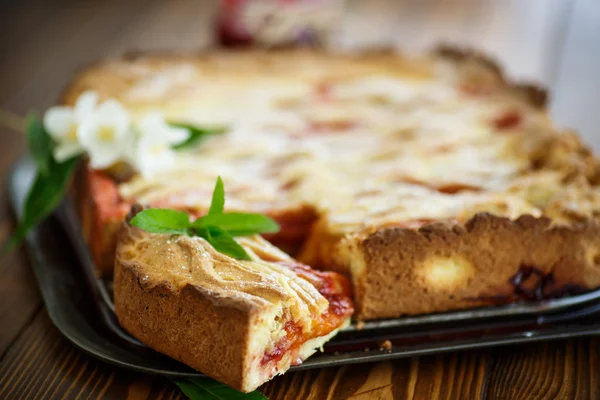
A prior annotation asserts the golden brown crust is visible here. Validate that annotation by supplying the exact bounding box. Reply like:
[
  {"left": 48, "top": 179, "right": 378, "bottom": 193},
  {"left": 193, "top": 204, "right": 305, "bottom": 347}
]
[
  {"left": 58, "top": 47, "right": 436, "bottom": 109},
  {"left": 434, "top": 44, "right": 504, "bottom": 77},
  {"left": 63, "top": 45, "right": 547, "bottom": 108},
  {"left": 434, "top": 44, "right": 548, "bottom": 108},
  {"left": 114, "top": 260, "right": 253, "bottom": 390},
  {"left": 340, "top": 213, "right": 600, "bottom": 320}
]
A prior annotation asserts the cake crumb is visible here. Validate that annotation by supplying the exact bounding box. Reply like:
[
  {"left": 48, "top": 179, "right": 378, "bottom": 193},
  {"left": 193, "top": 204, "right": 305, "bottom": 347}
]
[
  {"left": 355, "top": 321, "right": 366, "bottom": 330},
  {"left": 378, "top": 340, "right": 392, "bottom": 351}
]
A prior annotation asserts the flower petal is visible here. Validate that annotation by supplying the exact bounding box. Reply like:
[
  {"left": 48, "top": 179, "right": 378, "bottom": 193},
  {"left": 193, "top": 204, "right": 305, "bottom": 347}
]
[
  {"left": 53, "top": 142, "right": 84, "bottom": 162},
  {"left": 138, "top": 112, "right": 190, "bottom": 145},
  {"left": 43, "top": 107, "right": 75, "bottom": 140},
  {"left": 74, "top": 91, "right": 98, "bottom": 121},
  {"left": 95, "top": 99, "right": 130, "bottom": 139},
  {"left": 88, "top": 144, "right": 123, "bottom": 169},
  {"left": 165, "top": 125, "right": 190, "bottom": 145},
  {"left": 138, "top": 112, "right": 163, "bottom": 135},
  {"left": 134, "top": 143, "right": 177, "bottom": 178},
  {"left": 119, "top": 128, "right": 139, "bottom": 166},
  {"left": 76, "top": 119, "right": 97, "bottom": 148}
]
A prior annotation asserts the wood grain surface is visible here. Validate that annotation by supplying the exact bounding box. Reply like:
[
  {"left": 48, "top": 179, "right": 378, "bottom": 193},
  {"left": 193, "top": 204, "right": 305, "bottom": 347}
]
[{"left": 1, "top": 0, "right": 599, "bottom": 399}]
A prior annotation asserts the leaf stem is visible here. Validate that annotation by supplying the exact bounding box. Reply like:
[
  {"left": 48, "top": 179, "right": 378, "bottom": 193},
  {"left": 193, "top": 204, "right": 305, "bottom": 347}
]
[{"left": 0, "top": 108, "right": 27, "bottom": 133}]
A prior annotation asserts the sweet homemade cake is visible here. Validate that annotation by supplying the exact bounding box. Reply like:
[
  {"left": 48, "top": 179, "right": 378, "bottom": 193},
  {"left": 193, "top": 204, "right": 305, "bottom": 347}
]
[
  {"left": 67, "top": 47, "right": 600, "bottom": 320},
  {"left": 114, "top": 206, "right": 353, "bottom": 392}
]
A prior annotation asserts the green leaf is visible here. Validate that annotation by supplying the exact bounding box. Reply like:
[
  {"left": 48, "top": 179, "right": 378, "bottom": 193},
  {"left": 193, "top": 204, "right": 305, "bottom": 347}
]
[
  {"left": 130, "top": 209, "right": 191, "bottom": 235},
  {"left": 208, "top": 176, "right": 225, "bottom": 216},
  {"left": 1, "top": 156, "right": 79, "bottom": 255},
  {"left": 175, "top": 380, "right": 209, "bottom": 400},
  {"left": 169, "top": 122, "right": 226, "bottom": 151},
  {"left": 125, "top": 177, "right": 272, "bottom": 262},
  {"left": 192, "top": 213, "right": 280, "bottom": 236},
  {"left": 175, "top": 378, "right": 268, "bottom": 400},
  {"left": 26, "top": 113, "right": 53, "bottom": 176},
  {"left": 22, "top": 156, "right": 79, "bottom": 227},
  {"left": 202, "top": 227, "right": 252, "bottom": 261}
]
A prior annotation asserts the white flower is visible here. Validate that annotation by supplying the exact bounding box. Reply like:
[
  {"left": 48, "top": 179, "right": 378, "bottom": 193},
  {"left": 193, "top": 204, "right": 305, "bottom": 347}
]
[
  {"left": 132, "top": 112, "right": 190, "bottom": 178},
  {"left": 44, "top": 92, "right": 190, "bottom": 176},
  {"left": 43, "top": 91, "right": 97, "bottom": 162},
  {"left": 78, "top": 99, "right": 132, "bottom": 169},
  {"left": 138, "top": 112, "right": 190, "bottom": 146}
]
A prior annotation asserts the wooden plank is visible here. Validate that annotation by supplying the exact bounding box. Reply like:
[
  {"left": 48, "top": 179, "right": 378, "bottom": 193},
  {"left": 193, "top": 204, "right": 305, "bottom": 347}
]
[
  {"left": 105, "top": 0, "right": 217, "bottom": 55},
  {"left": 2, "top": 0, "right": 160, "bottom": 113},
  {"left": 0, "top": 308, "right": 492, "bottom": 400},
  {"left": 1, "top": 308, "right": 597, "bottom": 400},
  {"left": 0, "top": 309, "right": 181, "bottom": 399},
  {"left": 0, "top": 246, "right": 42, "bottom": 356},
  {"left": 261, "top": 350, "right": 492, "bottom": 399},
  {"left": 0, "top": 0, "right": 58, "bottom": 58},
  {"left": 485, "top": 339, "right": 600, "bottom": 399},
  {"left": 0, "top": 0, "right": 112, "bottom": 106}
]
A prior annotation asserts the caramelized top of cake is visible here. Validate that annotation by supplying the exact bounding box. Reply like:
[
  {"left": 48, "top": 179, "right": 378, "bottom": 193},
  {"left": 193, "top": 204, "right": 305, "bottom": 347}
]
[
  {"left": 67, "top": 49, "right": 600, "bottom": 235},
  {"left": 116, "top": 218, "right": 352, "bottom": 329}
]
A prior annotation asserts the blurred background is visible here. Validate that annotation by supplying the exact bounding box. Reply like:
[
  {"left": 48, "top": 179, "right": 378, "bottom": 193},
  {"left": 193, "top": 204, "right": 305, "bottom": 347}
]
[{"left": 0, "top": 0, "right": 598, "bottom": 171}]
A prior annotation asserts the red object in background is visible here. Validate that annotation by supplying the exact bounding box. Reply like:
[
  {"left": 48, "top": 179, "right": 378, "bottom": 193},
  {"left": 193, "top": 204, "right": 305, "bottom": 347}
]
[
  {"left": 217, "top": 0, "right": 343, "bottom": 47},
  {"left": 218, "top": 0, "right": 254, "bottom": 46}
]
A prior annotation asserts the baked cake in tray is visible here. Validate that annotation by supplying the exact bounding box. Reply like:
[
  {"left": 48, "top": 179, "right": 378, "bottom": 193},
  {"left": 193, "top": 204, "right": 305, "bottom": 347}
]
[{"left": 68, "top": 48, "right": 600, "bottom": 320}]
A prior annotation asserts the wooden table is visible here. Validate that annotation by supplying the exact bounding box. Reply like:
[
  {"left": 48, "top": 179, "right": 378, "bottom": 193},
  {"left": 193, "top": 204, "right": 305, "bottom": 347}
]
[{"left": 1, "top": 0, "right": 599, "bottom": 398}]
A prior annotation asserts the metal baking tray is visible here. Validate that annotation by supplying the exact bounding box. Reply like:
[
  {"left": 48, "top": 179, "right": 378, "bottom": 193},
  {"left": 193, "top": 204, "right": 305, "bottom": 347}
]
[{"left": 9, "top": 156, "right": 600, "bottom": 378}]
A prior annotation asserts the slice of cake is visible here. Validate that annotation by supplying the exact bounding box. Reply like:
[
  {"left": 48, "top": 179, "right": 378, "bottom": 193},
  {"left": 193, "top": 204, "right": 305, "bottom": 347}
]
[{"left": 113, "top": 206, "right": 353, "bottom": 392}]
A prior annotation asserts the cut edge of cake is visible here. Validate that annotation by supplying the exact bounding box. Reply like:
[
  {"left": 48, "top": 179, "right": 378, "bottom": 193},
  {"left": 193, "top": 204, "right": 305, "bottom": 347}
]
[{"left": 113, "top": 206, "right": 353, "bottom": 392}]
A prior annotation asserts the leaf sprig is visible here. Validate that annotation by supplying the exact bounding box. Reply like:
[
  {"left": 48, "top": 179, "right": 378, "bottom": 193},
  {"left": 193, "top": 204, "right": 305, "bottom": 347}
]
[
  {"left": 130, "top": 177, "right": 280, "bottom": 260},
  {"left": 1, "top": 114, "right": 81, "bottom": 254},
  {"left": 169, "top": 122, "right": 226, "bottom": 150},
  {"left": 1, "top": 113, "right": 226, "bottom": 254},
  {"left": 27, "top": 114, "right": 54, "bottom": 176},
  {"left": 175, "top": 378, "right": 268, "bottom": 400}
]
